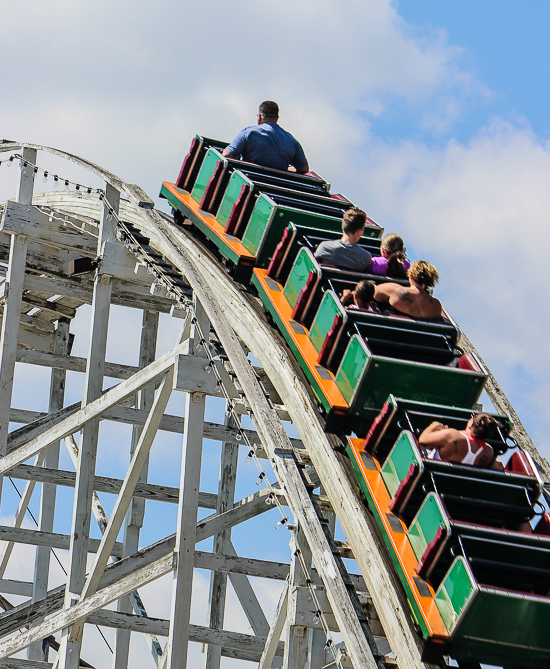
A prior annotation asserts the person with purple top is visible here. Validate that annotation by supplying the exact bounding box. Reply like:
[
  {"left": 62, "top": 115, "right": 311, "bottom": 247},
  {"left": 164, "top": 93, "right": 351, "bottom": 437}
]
[
  {"left": 222, "top": 101, "right": 309, "bottom": 174},
  {"left": 371, "top": 233, "right": 410, "bottom": 278}
]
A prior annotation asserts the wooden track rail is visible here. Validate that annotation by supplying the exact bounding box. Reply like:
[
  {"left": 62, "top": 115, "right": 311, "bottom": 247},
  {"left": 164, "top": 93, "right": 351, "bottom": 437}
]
[{"left": 0, "top": 141, "right": 546, "bottom": 669}]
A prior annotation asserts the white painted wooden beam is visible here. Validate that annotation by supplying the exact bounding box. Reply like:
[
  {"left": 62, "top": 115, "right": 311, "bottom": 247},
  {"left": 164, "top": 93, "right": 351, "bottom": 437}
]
[
  {"left": 0, "top": 201, "right": 97, "bottom": 256},
  {"left": 86, "top": 608, "right": 285, "bottom": 658},
  {"left": 0, "top": 233, "right": 29, "bottom": 479},
  {"left": 0, "top": 553, "right": 175, "bottom": 660},
  {"left": 0, "top": 525, "right": 124, "bottom": 557},
  {"left": 0, "top": 339, "right": 186, "bottom": 476},
  {"left": 8, "top": 462, "right": 217, "bottom": 508},
  {"left": 259, "top": 579, "right": 289, "bottom": 669},
  {"left": 114, "top": 308, "right": 159, "bottom": 669},
  {"left": 165, "top": 299, "right": 209, "bottom": 669},
  {"left": 70, "top": 369, "right": 174, "bottom": 642},
  {"left": 0, "top": 580, "right": 33, "bottom": 598},
  {"left": 205, "top": 413, "right": 238, "bottom": 669}
]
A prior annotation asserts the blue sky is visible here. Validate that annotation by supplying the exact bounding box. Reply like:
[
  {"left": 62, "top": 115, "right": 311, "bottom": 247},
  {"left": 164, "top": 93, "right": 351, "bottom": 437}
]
[{"left": 1, "top": 0, "right": 550, "bottom": 666}]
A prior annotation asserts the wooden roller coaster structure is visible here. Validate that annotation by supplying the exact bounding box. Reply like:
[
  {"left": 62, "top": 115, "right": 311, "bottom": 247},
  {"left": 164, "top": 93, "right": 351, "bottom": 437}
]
[{"left": 0, "top": 140, "right": 547, "bottom": 669}]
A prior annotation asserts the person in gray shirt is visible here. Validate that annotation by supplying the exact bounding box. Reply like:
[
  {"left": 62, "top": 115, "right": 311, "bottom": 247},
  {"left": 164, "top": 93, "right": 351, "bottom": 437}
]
[{"left": 314, "top": 207, "right": 372, "bottom": 272}]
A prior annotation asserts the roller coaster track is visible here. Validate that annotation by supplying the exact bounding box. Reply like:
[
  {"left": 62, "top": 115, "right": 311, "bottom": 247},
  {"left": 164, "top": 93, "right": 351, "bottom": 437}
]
[{"left": 0, "top": 141, "right": 547, "bottom": 669}]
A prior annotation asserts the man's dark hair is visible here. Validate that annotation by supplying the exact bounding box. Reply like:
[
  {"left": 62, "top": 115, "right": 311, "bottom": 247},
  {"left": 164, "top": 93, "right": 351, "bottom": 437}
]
[
  {"left": 342, "top": 207, "right": 367, "bottom": 235},
  {"left": 470, "top": 413, "right": 499, "bottom": 439},
  {"left": 259, "top": 100, "right": 279, "bottom": 119}
]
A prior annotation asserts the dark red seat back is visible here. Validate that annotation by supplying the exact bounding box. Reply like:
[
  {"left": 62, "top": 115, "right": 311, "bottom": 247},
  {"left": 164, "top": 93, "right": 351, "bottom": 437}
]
[
  {"left": 267, "top": 227, "right": 292, "bottom": 279},
  {"left": 362, "top": 401, "right": 392, "bottom": 452},
  {"left": 200, "top": 160, "right": 224, "bottom": 212},
  {"left": 225, "top": 184, "right": 250, "bottom": 236},
  {"left": 176, "top": 137, "right": 200, "bottom": 190},
  {"left": 317, "top": 313, "right": 344, "bottom": 369},
  {"left": 291, "top": 270, "right": 317, "bottom": 323},
  {"left": 457, "top": 352, "right": 483, "bottom": 372}
]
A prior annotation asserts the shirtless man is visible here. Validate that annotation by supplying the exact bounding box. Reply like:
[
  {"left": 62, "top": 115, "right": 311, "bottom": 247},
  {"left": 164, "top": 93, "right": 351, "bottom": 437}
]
[
  {"left": 373, "top": 260, "right": 441, "bottom": 319},
  {"left": 418, "top": 413, "right": 498, "bottom": 467}
]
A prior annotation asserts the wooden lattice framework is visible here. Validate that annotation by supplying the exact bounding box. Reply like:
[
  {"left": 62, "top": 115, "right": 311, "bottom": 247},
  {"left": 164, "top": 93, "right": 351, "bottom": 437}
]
[{"left": 0, "top": 142, "right": 546, "bottom": 669}]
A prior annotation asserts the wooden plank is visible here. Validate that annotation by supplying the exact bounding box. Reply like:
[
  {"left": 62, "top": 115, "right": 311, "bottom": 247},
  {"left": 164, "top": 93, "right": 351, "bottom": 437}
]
[
  {"left": 8, "top": 462, "right": 217, "bottom": 508},
  {"left": 0, "top": 553, "right": 175, "bottom": 660},
  {"left": 165, "top": 300, "right": 209, "bottom": 669},
  {"left": 70, "top": 370, "right": 174, "bottom": 642},
  {"left": 0, "top": 525, "right": 124, "bottom": 558},
  {"left": 0, "top": 339, "right": 185, "bottom": 476},
  {"left": 0, "top": 200, "right": 97, "bottom": 256},
  {"left": 86, "top": 608, "right": 285, "bottom": 657}
]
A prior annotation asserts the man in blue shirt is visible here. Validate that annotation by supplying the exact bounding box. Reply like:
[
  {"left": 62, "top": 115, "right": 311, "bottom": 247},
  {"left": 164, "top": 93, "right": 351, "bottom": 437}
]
[{"left": 222, "top": 101, "right": 309, "bottom": 173}]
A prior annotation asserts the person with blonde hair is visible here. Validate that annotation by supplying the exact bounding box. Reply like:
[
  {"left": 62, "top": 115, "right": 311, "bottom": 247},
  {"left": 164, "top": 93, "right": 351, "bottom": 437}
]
[
  {"left": 373, "top": 260, "right": 442, "bottom": 319},
  {"left": 371, "top": 233, "right": 410, "bottom": 278}
]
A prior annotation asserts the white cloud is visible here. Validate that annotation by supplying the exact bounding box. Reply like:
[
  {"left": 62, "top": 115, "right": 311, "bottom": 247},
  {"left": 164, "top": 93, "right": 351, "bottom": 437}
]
[{"left": 354, "top": 119, "right": 550, "bottom": 451}]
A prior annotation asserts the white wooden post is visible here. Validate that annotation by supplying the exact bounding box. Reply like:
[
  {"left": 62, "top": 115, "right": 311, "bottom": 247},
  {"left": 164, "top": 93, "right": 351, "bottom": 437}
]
[
  {"left": 113, "top": 309, "right": 159, "bottom": 669},
  {"left": 27, "top": 320, "right": 70, "bottom": 662},
  {"left": 204, "top": 412, "right": 238, "bottom": 669},
  {"left": 165, "top": 299, "right": 209, "bottom": 669},
  {"left": 259, "top": 579, "right": 289, "bottom": 669},
  {"left": 307, "top": 489, "right": 335, "bottom": 669},
  {"left": 283, "top": 526, "right": 312, "bottom": 669},
  {"left": 57, "top": 183, "right": 119, "bottom": 669},
  {"left": 0, "top": 147, "right": 35, "bottom": 497}
]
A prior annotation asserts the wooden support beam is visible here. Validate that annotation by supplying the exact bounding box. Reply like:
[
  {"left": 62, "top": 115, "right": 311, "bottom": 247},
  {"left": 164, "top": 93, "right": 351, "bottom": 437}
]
[
  {"left": 10, "top": 399, "right": 302, "bottom": 452},
  {"left": 204, "top": 411, "right": 239, "bottom": 669},
  {"left": 165, "top": 300, "right": 209, "bottom": 669},
  {"left": 0, "top": 553, "right": 175, "bottom": 660},
  {"left": 114, "top": 308, "right": 160, "bottom": 669},
  {"left": 0, "top": 339, "right": 185, "bottom": 476},
  {"left": 0, "top": 580, "right": 33, "bottom": 598},
  {"left": 0, "top": 200, "right": 98, "bottom": 257},
  {"left": 57, "top": 181, "right": 119, "bottom": 669},
  {"left": 0, "top": 234, "right": 29, "bottom": 482},
  {"left": 0, "top": 452, "right": 46, "bottom": 578},
  {"left": 20, "top": 273, "right": 176, "bottom": 314},
  {"left": 259, "top": 579, "right": 289, "bottom": 669},
  {"left": 70, "top": 370, "right": 174, "bottom": 642},
  {"left": 0, "top": 532, "right": 176, "bottom": 640},
  {"left": 0, "top": 525, "right": 124, "bottom": 557},
  {"left": 86, "top": 608, "right": 285, "bottom": 657},
  {"left": 28, "top": 320, "right": 70, "bottom": 662},
  {"left": 7, "top": 462, "right": 217, "bottom": 508}
]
